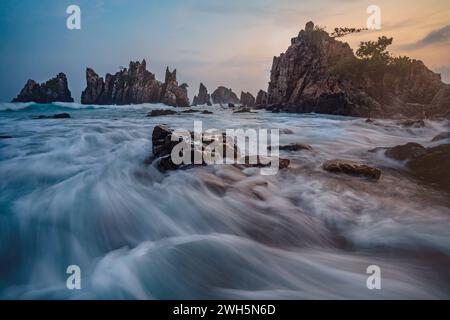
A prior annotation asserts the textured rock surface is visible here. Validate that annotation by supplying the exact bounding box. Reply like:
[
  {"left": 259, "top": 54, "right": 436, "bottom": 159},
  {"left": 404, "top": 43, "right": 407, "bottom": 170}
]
[
  {"left": 240, "top": 91, "right": 256, "bottom": 107},
  {"left": 211, "top": 86, "right": 240, "bottom": 105},
  {"left": 192, "top": 83, "right": 212, "bottom": 106},
  {"left": 81, "top": 60, "right": 189, "bottom": 107},
  {"left": 385, "top": 143, "right": 427, "bottom": 161},
  {"left": 323, "top": 159, "right": 382, "bottom": 180},
  {"left": 12, "top": 73, "right": 74, "bottom": 103},
  {"left": 256, "top": 90, "right": 269, "bottom": 105},
  {"left": 267, "top": 21, "right": 449, "bottom": 119},
  {"left": 432, "top": 132, "right": 450, "bottom": 142}
]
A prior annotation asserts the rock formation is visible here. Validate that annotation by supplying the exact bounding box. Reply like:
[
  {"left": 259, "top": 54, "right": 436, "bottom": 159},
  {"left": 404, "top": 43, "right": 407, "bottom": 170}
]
[
  {"left": 12, "top": 73, "right": 74, "bottom": 103},
  {"left": 192, "top": 83, "right": 212, "bottom": 106},
  {"left": 211, "top": 86, "right": 240, "bottom": 105},
  {"left": 323, "top": 159, "right": 382, "bottom": 180},
  {"left": 256, "top": 90, "right": 269, "bottom": 105},
  {"left": 81, "top": 60, "right": 189, "bottom": 107},
  {"left": 240, "top": 91, "right": 256, "bottom": 107},
  {"left": 266, "top": 21, "right": 449, "bottom": 119}
]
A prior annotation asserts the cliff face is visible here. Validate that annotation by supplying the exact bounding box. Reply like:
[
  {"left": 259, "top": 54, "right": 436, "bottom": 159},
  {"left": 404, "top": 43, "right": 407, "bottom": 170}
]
[
  {"left": 192, "top": 83, "right": 212, "bottom": 106},
  {"left": 81, "top": 60, "right": 189, "bottom": 107},
  {"left": 211, "top": 86, "right": 240, "bottom": 105},
  {"left": 267, "top": 21, "right": 448, "bottom": 118},
  {"left": 12, "top": 73, "right": 74, "bottom": 103}
]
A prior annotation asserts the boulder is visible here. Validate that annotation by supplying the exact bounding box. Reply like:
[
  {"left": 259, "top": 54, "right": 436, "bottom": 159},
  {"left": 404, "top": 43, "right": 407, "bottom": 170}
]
[
  {"left": 211, "top": 86, "right": 240, "bottom": 105},
  {"left": 384, "top": 142, "right": 427, "bottom": 161},
  {"left": 323, "top": 159, "right": 382, "bottom": 180},
  {"left": 269, "top": 143, "right": 313, "bottom": 152},
  {"left": 12, "top": 73, "right": 74, "bottom": 103}
]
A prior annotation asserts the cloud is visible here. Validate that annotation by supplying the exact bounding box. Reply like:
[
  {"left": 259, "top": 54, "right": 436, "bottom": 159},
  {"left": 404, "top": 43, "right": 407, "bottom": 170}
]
[{"left": 402, "top": 25, "right": 450, "bottom": 50}]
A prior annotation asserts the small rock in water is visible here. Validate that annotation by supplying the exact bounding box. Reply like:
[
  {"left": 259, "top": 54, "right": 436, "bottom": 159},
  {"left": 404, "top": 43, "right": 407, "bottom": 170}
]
[
  {"left": 233, "top": 107, "right": 254, "bottom": 114},
  {"left": 202, "top": 110, "right": 213, "bottom": 114},
  {"left": 323, "top": 159, "right": 382, "bottom": 180},
  {"left": 147, "top": 109, "right": 178, "bottom": 117},
  {"left": 269, "top": 143, "right": 313, "bottom": 152},
  {"left": 181, "top": 109, "right": 201, "bottom": 114},
  {"left": 398, "top": 119, "right": 425, "bottom": 128},
  {"left": 0, "top": 135, "right": 13, "bottom": 139},
  {"left": 36, "top": 113, "right": 71, "bottom": 119},
  {"left": 431, "top": 132, "right": 450, "bottom": 142}
]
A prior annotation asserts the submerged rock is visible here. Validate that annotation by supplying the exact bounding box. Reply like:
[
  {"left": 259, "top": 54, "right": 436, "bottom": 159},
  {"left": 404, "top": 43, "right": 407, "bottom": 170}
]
[
  {"left": 147, "top": 109, "right": 177, "bottom": 117},
  {"left": 323, "top": 159, "right": 382, "bottom": 180},
  {"left": 12, "top": 73, "right": 74, "bottom": 103},
  {"left": 431, "top": 132, "right": 450, "bottom": 142},
  {"left": 269, "top": 143, "right": 313, "bottom": 152},
  {"left": 36, "top": 113, "right": 71, "bottom": 119}
]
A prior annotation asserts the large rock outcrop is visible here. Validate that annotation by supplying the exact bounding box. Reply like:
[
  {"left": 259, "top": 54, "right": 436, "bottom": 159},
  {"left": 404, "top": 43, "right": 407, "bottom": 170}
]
[
  {"left": 81, "top": 60, "right": 189, "bottom": 107},
  {"left": 211, "top": 86, "right": 240, "bottom": 105},
  {"left": 267, "top": 21, "right": 449, "bottom": 119},
  {"left": 12, "top": 73, "right": 74, "bottom": 103},
  {"left": 192, "top": 83, "right": 212, "bottom": 106},
  {"left": 256, "top": 90, "right": 269, "bottom": 105},
  {"left": 240, "top": 91, "right": 256, "bottom": 107}
]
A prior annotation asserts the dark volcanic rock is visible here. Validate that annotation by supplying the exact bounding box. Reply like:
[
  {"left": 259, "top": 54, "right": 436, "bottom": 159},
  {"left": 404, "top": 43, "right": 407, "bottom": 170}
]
[
  {"left": 12, "top": 73, "right": 74, "bottom": 103},
  {"left": 267, "top": 21, "right": 448, "bottom": 119},
  {"left": 211, "top": 86, "right": 240, "bottom": 105},
  {"left": 36, "top": 113, "right": 71, "bottom": 119},
  {"left": 256, "top": 90, "right": 269, "bottom": 105},
  {"left": 240, "top": 91, "right": 256, "bottom": 107},
  {"left": 147, "top": 109, "right": 178, "bottom": 117},
  {"left": 432, "top": 132, "right": 450, "bottom": 142},
  {"left": 192, "top": 83, "right": 212, "bottom": 106},
  {"left": 323, "top": 159, "right": 382, "bottom": 180},
  {"left": 385, "top": 142, "right": 427, "bottom": 161},
  {"left": 81, "top": 60, "right": 189, "bottom": 107}
]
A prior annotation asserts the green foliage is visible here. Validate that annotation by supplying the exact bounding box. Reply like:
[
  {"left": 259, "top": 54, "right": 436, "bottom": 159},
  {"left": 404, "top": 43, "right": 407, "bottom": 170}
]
[
  {"left": 331, "top": 27, "right": 367, "bottom": 38},
  {"left": 313, "top": 25, "right": 328, "bottom": 35},
  {"left": 356, "top": 36, "right": 393, "bottom": 62}
]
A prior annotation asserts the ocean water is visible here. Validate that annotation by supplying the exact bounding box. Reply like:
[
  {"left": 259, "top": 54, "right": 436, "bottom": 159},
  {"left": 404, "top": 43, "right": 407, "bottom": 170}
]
[{"left": 0, "top": 102, "right": 449, "bottom": 299}]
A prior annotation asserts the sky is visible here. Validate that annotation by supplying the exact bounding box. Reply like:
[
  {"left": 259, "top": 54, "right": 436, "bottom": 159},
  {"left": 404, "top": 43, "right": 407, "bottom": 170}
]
[{"left": 0, "top": 0, "right": 449, "bottom": 102}]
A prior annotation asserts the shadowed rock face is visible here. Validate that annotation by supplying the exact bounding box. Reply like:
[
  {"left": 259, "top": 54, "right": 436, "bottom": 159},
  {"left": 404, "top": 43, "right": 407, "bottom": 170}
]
[
  {"left": 267, "top": 21, "right": 449, "bottom": 119},
  {"left": 192, "top": 83, "right": 212, "bottom": 106},
  {"left": 240, "top": 91, "right": 256, "bottom": 107},
  {"left": 211, "top": 86, "right": 240, "bottom": 105},
  {"left": 81, "top": 60, "right": 189, "bottom": 107},
  {"left": 12, "top": 73, "right": 74, "bottom": 103},
  {"left": 256, "top": 90, "right": 269, "bottom": 105}
]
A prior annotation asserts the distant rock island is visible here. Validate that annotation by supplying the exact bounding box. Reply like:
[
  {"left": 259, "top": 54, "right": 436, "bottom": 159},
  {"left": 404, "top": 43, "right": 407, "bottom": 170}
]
[
  {"left": 81, "top": 60, "right": 190, "bottom": 107},
  {"left": 266, "top": 21, "right": 450, "bottom": 119},
  {"left": 211, "top": 86, "right": 240, "bottom": 105},
  {"left": 12, "top": 73, "right": 73, "bottom": 103},
  {"left": 192, "top": 83, "right": 212, "bottom": 106}
]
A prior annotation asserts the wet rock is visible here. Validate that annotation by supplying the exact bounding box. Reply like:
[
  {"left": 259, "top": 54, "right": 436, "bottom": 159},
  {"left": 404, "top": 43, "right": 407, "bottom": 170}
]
[
  {"left": 36, "top": 113, "right": 71, "bottom": 119},
  {"left": 192, "top": 83, "right": 211, "bottom": 106},
  {"left": 233, "top": 107, "right": 254, "bottom": 114},
  {"left": 279, "top": 128, "right": 294, "bottom": 134},
  {"left": 211, "top": 86, "right": 240, "bottom": 105},
  {"left": 385, "top": 142, "right": 427, "bottom": 161},
  {"left": 323, "top": 159, "right": 382, "bottom": 180},
  {"left": 431, "top": 132, "right": 450, "bottom": 142},
  {"left": 237, "top": 156, "right": 290, "bottom": 170},
  {"left": 202, "top": 110, "right": 213, "bottom": 114},
  {"left": 269, "top": 143, "right": 313, "bottom": 152},
  {"left": 408, "top": 144, "right": 450, "bottom": 192},
  {"left": 0, "top": 135, "right": 13, "bottom": 139},
  {"left": 147, "top": 109, "right": 177, "bottom": 117},
  {"left": 398, "top": 119, "right": 425, "bottom": 128},
  {"left": 228, "top": 103, "right": 236, "bottom": 108},
  {"left": 180, "top": 109, "right": 201, "bottom": 114},
  {"left": 240, "top": 91, "right": 256, "bottom": 107},
  {"left": 12, "top": 73, "right": 74, "bottom": 103}
]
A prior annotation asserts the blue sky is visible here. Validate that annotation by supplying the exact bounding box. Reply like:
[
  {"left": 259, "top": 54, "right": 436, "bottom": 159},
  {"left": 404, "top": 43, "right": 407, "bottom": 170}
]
[{"left": 0, "top": 0, "right": 449, "bottom": 102}]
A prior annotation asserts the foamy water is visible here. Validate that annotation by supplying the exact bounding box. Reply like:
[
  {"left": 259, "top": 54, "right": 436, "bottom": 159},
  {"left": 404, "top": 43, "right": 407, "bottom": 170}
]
[{"left": 0, "top": 102, "right": 449, "bottom": 299}]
